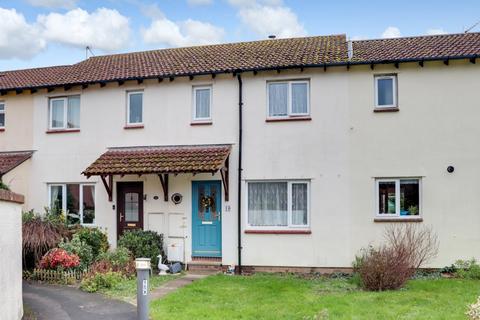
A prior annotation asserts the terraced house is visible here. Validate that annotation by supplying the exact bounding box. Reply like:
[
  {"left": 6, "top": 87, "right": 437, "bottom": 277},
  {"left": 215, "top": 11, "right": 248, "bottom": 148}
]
[{"left": 2, "top": 32, "right": 480, "bottom": 272}]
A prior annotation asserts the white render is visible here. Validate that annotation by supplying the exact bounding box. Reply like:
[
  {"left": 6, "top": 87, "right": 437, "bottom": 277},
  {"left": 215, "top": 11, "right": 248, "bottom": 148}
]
[{"left": 1, "top": 60, "right": 480, "bottom": 268}]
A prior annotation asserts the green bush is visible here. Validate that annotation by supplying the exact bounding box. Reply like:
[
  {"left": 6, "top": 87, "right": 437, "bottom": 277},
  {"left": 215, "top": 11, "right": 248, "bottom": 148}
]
[
  {"left": 97, "top": 247, "right": 132, "bottom": 268},
  {"left": 80, "top": 271, "right": 124, "bottom": 293},
  {"left": 0, "top": 181, "right": 10, "bottom": 191},
  {"left": 75, "top": 227, "right": 109, "bottom": 258},
  {"left": 454, "top": 259, "right": 480, "bottom": 279},
  {"left": 58, "top": 234, "right": 94, "bottom": 270},
  {"left": 118, "top": 230, "right": 164, "bottom": 266}
]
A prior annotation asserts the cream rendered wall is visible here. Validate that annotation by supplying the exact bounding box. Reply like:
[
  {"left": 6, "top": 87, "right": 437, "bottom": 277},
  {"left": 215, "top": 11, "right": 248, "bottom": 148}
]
[
  {"left": 3, "top": 159, "right": 32, "bottom": 209},
  {"left": 348, "top": 61, "right": 480, "bottom": 267}
]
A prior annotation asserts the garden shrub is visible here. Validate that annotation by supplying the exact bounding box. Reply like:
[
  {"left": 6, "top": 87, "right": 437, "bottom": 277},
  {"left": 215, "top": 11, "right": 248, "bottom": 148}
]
[
  {"left": 354, "top": 224, "right": 439, "bottom": 291},
  {"left": 454, "top": 259, "right": 480, "bottom": 279},
  {"left": 89, "top": 247, "right": 136, "bottom": 277},
  {"left": 75, "top": 227, "right": 109, "bottom": 258},
  {"left": 80, "top": 271, "right": 125, "bottom": 293},
  {"left": 467, "top": 297, "right": 480, "bottom": 320},
  {"left": 39, "top": 248, "right": 80, "bottom": 270},
  {"left": 0, "top": 180, "right": 10, "bottom": 190},
  {"left": 58, "top": 234, "right": 94, "bottom": 271},
  {"left": 118, "top": 230, "right": 164, "bottom": 266}
]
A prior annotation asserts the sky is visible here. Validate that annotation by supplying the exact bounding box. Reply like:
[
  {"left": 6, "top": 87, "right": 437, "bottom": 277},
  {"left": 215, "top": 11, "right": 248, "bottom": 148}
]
[{"left": 0, "top": 0, "right": 479, "bottom": 71}]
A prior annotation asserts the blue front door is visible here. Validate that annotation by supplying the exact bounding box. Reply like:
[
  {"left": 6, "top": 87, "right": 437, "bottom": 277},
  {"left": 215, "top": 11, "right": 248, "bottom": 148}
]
[{"left": 192, "top": 181, "right": 222, "bottom": 257}]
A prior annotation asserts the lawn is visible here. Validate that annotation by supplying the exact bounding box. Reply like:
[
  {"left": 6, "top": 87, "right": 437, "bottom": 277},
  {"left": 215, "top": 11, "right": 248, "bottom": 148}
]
[
  {"left": 99, "top": 274, "right": 180, "bottom": 303},
  {"left": 150, "top": 273, "right": 480, "bottom": 320}
]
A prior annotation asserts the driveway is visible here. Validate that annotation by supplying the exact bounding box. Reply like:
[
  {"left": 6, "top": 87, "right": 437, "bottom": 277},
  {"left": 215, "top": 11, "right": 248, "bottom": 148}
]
[{"left": 23, "top": 281, "right": 136, "bottom": 320}]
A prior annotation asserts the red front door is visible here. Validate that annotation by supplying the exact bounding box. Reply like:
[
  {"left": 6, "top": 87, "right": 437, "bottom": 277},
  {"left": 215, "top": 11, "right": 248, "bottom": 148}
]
[{"left": 117, "top": 182, "right": 144, "bottom": 238}]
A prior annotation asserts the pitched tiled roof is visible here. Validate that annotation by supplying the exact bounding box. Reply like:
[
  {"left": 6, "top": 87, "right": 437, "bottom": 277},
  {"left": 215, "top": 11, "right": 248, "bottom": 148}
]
[
  {"left": 0, "top": 35, "right": 347, "bottom": 91},
  {"left": 352, "top": 32, "right": 480, "bottom": 62},
  {"left": 82, "top": 144, "right": 231, "bottom": 176},
  {"left": 0, "top": 151, "right": 33, "bottom": 176}
]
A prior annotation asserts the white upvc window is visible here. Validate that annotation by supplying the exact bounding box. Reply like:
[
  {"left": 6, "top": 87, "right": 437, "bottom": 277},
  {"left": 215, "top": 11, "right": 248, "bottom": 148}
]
[
  {"left": 375, "top": 178, "right": 421, "bottom": 218},
  {"left": 267, "top": 80, "right": 310, "bottom": 118},
  {"left": 0, "top": 102, "right": 5, "bottom": 128},
  {"left": 192, "top": 86, "right": 212, "bottom": 121},
  {"left": 246, "top": 180, "right": 310, "bottom": 229},
  {"left": 127, "top": 91, "right": 143, "bottom": 125},
  {"left": 49, "top": 96, "right": 80, "bottom": 130},
  {"left": 374, "top": 74, "right": 397, "bottom": 108},
  {"left": 48, "top": 183, "right": 96, "bottom": 225}
]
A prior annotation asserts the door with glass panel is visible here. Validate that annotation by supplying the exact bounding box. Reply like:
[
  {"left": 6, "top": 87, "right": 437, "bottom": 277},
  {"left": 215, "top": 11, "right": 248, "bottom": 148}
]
[{"left": 117, "top": 182, "right": 144, "bottom": 237}]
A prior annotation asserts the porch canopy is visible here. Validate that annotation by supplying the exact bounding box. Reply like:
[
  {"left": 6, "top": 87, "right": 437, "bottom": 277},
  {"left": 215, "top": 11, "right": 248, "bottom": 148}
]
[
  {"left": 82, "top": 144, "right": 231, "bottom": 202},
  {"left": 0, "top": 151, "right": 34, "bottom": 179}
]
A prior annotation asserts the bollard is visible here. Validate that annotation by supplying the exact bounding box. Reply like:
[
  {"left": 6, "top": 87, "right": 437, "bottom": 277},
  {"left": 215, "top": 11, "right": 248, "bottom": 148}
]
[{"left": 136, "top": 258, "right": 151, "bottom": 320}]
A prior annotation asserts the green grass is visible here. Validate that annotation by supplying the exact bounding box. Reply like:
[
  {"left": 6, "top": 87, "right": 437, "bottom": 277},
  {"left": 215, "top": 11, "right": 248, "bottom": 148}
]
[
  {"left": 150, "top": 274, "right": 480, "bottom": 320},
  {"left": 99, "top": 274, "right": 180, "bottom": 303}
]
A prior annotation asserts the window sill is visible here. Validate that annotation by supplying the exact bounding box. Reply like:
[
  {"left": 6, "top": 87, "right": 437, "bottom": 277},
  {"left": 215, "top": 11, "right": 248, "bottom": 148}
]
[
  {"left": 46, "top": 129, "right": 80, "bottom": 134},
  {"left": 245, "top": 229, "right": 311, "bottom": 234},
  {"left": 374, "top": 217, "right": 423, "bottom": 223},
  {"left": 124, "top": 125, "right": 144, "bottom": 129},
  {"left": 191, "top": 121, "right": 213, "bottom": 126},
  {"left": 374, "top": 107, "right": 399, "bottom": 113},
  {"left": 266, "top": 116, "right": 312, "bottom": 123}
]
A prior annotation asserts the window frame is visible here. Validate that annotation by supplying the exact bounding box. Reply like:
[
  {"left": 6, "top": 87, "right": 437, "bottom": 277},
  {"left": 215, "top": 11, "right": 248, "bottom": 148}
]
[
  {"left": 48, "top": 183, "right": 96, "bottom": 226},
  {"left": 192, "top": 85, "right": 213, "bottom": 122},
  {"left": 245, "top": 180, "right": 310, "bottom": 230},
  {"left": 48, "top": 95, "right": 81, "bottom": 130},
  {"left": 375, "top": 178, "right": 422, "bottom": 219},
  {"left": 374, "top": 74, "right": 398, "bottom": 109},
  {"left": 0, "top": 102, "right": 5, "bottom": 129},
  {"left": 266, "top": 79, "right": 310, "bottom": 119},
  {"left": 126, "top": 90, "right": 144, "bottom": 126}
]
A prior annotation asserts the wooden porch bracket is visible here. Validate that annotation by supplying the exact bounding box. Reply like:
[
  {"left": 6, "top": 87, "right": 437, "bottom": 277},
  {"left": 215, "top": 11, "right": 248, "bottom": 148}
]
[
  {"left": 158, "top": 174, "right": 169, "bottom": 201},
  {"left": 100, "top": 175, "right": 113, "bottom": 202},
  {"left": 220, "top": 156, "right": 230, "bottom": 201}
]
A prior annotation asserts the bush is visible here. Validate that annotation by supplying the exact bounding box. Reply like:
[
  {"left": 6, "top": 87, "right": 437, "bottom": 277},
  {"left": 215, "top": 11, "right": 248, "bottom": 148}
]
[
  {"left": 97, "top": 247, "right": 131, "bottom": 268},
  {"left": 39, "top": 248, "right": 80, "bottom": 270},
  {"left": 454, "top": 259, "right": 480, "bottom": 280},
  {"left": 75, "top": 227, "right": 109, "bottom": 258},
  {"left": 80, "top": 271, "right": 124, "bottom": 293},
  {"left": 467, "top": 297, "right": 480, "bottom": 320},
  {"left": 0, "top": 180, "right": 10, "bottom": 190},
  {"left": 118, "top": 230, "right": 164, "bottom": 266},
  {"left": 89, "top": 247, "right": 136, "bottom": 277},
  {"left": 58, "top": 234, "right": 94, "bottom": 270},
  {"left": 354, "top": 224, "right": 439, "bottom": 291}
]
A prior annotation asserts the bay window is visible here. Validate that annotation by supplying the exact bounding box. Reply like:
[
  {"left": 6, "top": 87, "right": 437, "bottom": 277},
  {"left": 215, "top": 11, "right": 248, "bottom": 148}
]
[
  {"left": 247, "top": 180, "right": 309, "bottom": 229},
  {"left": 49, "top": 96, "right": 80, "bottom": 130},
  {"left": 376, "top": 178, "right": 420, "bottom": 218},
  {"left": 49, "top": 183, "right": 95, "bottom": 225},
  {"left": 267, "top": 80, "right": 309, "bottom": 118}
]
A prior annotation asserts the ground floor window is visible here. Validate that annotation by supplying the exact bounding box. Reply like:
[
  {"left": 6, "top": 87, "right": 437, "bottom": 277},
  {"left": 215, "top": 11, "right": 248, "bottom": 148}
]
[
  {"left": 247, "top": 180, "right": 309, "bottom": 229},
  {"left": 49, "top": 183, "right": 95, "bottom": 225},
  {"left": 376, "top": 178, "right": 420, "bottom": 218}
]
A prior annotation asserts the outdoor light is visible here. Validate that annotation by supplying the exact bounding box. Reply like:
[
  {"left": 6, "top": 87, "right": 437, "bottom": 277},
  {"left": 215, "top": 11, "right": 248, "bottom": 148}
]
[{"left": 447, "top": 166, "right": 455, "bottom": 173}]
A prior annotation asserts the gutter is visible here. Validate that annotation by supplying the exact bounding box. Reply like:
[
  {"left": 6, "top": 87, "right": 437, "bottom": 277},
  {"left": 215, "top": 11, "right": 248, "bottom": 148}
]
[{"left": 237, "top": 73, "right": 243, "bottom": 275}]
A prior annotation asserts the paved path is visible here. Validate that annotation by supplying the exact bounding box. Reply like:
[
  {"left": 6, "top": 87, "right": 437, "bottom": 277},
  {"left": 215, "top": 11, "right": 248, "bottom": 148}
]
[
  {"left": 23, "top": 281, "right": 136, "bottom": 320},
  {"left": 150, "top": 272, "right": 215, "bottom": 300}
]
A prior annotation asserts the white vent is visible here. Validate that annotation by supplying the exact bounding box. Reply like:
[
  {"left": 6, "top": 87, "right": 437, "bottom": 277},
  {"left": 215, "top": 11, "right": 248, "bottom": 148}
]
[{"left": 347, "top": 40, "right": 353, "bottom": 60}]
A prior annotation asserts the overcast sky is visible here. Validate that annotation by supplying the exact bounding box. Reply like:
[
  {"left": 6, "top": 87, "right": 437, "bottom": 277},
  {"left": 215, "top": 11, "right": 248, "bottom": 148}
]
[{"left": 0, "top": 0, "right": 478, "bottom": 71}]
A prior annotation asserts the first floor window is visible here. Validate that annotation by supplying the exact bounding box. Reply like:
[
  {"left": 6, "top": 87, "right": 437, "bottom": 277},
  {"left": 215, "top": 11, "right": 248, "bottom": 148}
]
[
  {"left": 193, "top": 86, "right": 212, "bottom": 121},
  {"left": 376, "top": 178, "right": 420, "bottom": 217},
  {"left": 127, "top": 91, "right": 143, "bottom": 125},
  {"left": 247, "top": 180, "right": 309, "bottom": 228},
  {"left": 49, "top": 96, "right": 80, "bottom": 129},
  {"left": 374, "top": 74, "right": 397, "bottom": 108},
  {"left": 268, "top": 80, "right": 309, "bottom": 118},
  {"left": 0, "top": 102, "right": 4, "bottom": 128},
  {"left": 49, "top": 183, "right": 95, "bottom": 225}
]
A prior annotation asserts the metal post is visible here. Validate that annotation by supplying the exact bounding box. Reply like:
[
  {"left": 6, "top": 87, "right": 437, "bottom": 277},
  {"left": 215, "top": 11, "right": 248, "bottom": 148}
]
[{"left": 136, "top": 258, "right": 151, "bottom": 320}]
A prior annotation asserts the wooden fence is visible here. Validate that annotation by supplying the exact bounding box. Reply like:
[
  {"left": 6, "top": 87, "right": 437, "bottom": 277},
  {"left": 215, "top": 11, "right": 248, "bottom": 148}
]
[{"left": 26, "top": 268, "right": 88, "bottom": 284}]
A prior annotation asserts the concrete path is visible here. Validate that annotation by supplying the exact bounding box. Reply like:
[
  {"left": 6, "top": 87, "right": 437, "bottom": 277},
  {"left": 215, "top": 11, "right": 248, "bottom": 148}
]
[
  {"left": 150, "top": 272, "right": 214, "bottom": 300},
  {"left": 23, "top": 281, "right": 136, "bottom": 320}
]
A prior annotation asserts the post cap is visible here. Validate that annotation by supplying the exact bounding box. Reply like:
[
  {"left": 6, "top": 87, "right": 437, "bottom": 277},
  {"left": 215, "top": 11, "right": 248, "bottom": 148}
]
[{"left": 135, "top": 258, "right": 151, "bottom": 270}]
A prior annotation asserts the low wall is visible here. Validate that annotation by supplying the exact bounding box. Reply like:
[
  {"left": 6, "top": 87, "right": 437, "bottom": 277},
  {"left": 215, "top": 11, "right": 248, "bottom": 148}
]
[{"left": 0, "top": 189, "right": 24, "bottom": 320}]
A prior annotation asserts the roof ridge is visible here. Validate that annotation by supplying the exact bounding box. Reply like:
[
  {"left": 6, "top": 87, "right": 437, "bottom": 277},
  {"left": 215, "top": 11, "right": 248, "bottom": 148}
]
[
  {"left": 352, "top": 31, "right": 480, "bottom": 43},
  {"left": 0, "top": 65, "right": 72, "bottom": 74}
]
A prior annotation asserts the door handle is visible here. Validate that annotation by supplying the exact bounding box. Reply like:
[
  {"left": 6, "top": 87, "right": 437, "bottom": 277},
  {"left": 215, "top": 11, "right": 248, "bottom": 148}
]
[{"left": 120, "top": 213, "right": 124, "bottom": 222}]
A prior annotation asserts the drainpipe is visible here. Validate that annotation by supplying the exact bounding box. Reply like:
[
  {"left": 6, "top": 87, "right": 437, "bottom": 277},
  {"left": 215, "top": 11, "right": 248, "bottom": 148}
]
[{"left": 237, "top": 73, "right": 243, "bottom": 275}]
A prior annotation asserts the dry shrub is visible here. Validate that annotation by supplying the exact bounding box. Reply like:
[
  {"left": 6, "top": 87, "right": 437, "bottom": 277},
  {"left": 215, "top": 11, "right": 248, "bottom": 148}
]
[{"left": 356, "top": 224, "right": 439, "bottom": 291}]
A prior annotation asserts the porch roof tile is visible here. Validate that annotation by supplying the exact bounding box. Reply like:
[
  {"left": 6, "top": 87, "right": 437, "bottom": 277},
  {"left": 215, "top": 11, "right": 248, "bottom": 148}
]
[
  {"left": 82, "top": 144, "right": 231, "bottom": 176},
  {"left": 0, "top": 151, "right": 34, "bottom": 176}
]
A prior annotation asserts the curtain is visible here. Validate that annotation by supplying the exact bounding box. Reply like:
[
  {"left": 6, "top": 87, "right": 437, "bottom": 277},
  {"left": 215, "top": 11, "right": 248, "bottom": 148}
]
[
  {"left": 50, "top": 185, "right": 62, "bottom": 214},
  {"left": 292, "top": 183, "right": 308, "bottom": 225},
  {"left": 67, "top": 96, "right": 80, "bottom": 128},
  {"left": 83, "top": 185, "right": 95, "bottom": 224},
  {"left": 378, "top": 78, "right": 393, "bottom": 105},
  {"left": 248, "top": 182, "right": 288, "bottom": 226},
  {"left": 51, "top": 100, "right": 64, "bottom": 128},
  {"left": 268, "top": 83, "right": 288, "bottom": 116},
  {"left": 195, "top": 88, "right": 210, "bottom": 119},
  {"left": 292, "top": 83, "right": 308, "bottom": 114}
]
